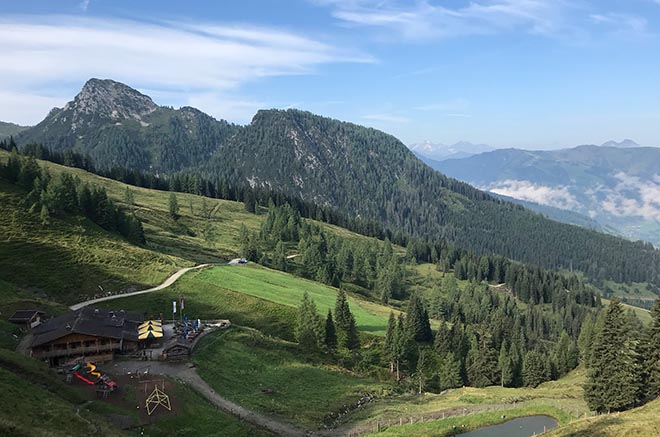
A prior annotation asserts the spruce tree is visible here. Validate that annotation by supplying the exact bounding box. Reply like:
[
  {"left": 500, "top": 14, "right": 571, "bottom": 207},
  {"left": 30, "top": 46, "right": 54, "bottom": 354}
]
[
  {"left": 324, "top": 309, "right": 337, "bottom": 352},
  {"left": 273, "top": 241, "right": 288, "bottom": 271},
  {"left": 405, "top": 292, "right": 433, "bottom": 343},
  {"left": 522, "top": 349, "right": 550, "bottom": 387},
  {"left": 334, "top": 289, "right": 360, "bottom": 351},
  {"left": 433, "top": 321, "right": 450, "bottom": 357},
  {"left": 467, "top": 334, "right": 498, "bottom": 387},
  {"left": 295, "top": 292, "right": 323, "bottom": 353},
  {"left": 393, "top": 314, "right": 415, "bottom": 381},
  {"left": 553, "top": 331, "right": 573, "bottom": 377},
  {"left": 498, "top": 341, "right": 514, "bottom": 387},
  {"left": 384, "top": 312, "right": 397, "bottom": 373},
  {"left": 439, "top": 352, "right": 463, "bottom": 390},
  {"left": 584, "top": 300, "right": 643, "bottom": 412},
  {"left": 645, "top": 299, "right": 660, "bottom": 398},
  {"left": 39, "top": 204, "right": 50, "bottom": 225},
  {"left": 415, "top": 348, "right": 429, "bottom": 395},
  {"left": 334, "top": 289, "right": 351, "bottom": 340},
  {"left": 168, "top": 192, "right": 179, "bottom": 219},
  {"left": 343, "top": 312, "right": 360, "bottom": 351},
  {"left": 124, "top": 186, "right": 135, "bottom": 206}
]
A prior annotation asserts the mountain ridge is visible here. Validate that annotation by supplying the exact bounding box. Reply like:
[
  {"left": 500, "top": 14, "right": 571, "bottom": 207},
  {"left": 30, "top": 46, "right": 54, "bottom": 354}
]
[
  {"left": 432, "top": 145, "right": 660, "bottom": 245},
  {"left": 14, "top": 78, "right": 660, "bottom": 286}
]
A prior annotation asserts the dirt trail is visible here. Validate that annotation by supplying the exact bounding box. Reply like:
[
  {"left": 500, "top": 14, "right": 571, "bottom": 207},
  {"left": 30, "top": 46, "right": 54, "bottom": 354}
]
[
  {"left": 113, "top": 360, "right": 309, "bottom": 437},
  {"left": 69, "top": 264, "right": 209, "bottom": 311}
]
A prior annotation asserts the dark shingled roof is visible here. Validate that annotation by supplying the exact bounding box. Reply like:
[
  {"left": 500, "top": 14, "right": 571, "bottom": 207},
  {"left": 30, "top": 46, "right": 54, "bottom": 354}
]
[
  {"left": 9, "top": 310, "right": 44, "bottom": 322},
  {"left": 31, "top": 308, "right": 144, "bottom": 348},
  {"left": 163, "top": 337, "right": 192, "bottom": 352}
]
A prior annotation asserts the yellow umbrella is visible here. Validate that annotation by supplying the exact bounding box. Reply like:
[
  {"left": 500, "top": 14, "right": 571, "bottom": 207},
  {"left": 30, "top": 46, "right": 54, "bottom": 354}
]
[
  {"left": 139, "top": 320, "right": 162, "bottom": 330},
  {"left": 138, "top": 330, "right": 163, "bottom": 340},
  {"left": 139, "top": 325, "right": 163, "bottom": 335}
]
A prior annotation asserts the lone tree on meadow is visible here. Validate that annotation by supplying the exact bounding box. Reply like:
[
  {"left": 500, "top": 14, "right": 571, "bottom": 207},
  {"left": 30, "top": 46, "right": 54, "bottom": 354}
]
[{"left": 168, "top": 192, "right": 179, "bottom": 219}]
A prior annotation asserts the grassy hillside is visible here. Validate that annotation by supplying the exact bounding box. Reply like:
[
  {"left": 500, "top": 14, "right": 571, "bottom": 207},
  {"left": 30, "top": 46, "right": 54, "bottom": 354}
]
[
  {"left": 0, "top": 178, "right": 186, "bottom": 307},
  {"left": 196, "top": 265, "right": 396, "bottom": 335},
  {"left": 99, "top": 264, "right": 399, "bottom": 340},
  {"left": 548, "top": 398, "right": 660, "bottom": 436},
  {"left": 0, "top": 348, "right": 123, "bottom": 436},
  {"left": 0, "top": 346, "right": 270, "bottom": 437},
  {"left": 0, "top": 149, "right": 405, "bottom": 308},
  {"left": 194, "top": 327, "right": 389, "bottom": 429}
]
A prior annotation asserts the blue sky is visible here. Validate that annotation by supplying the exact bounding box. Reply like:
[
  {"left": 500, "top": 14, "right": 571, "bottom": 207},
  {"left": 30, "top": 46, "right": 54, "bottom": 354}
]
[{"left": 1, "top": 0, "right": 660, "bottom": 149}]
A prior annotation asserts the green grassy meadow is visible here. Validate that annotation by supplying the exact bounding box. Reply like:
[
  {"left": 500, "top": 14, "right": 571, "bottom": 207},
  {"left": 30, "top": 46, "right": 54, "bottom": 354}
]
[
  {"left": 193, "top": 327, "right": 389, "bottom": 429},
  {"left": 547, "top": 398, "right": 660, "bottom": 436},
  {"left": 196, "top": 265, "right": 396, "bottom": 335},
  {"left": 103, "top": 263, "right": 397, "bottom": 340}
]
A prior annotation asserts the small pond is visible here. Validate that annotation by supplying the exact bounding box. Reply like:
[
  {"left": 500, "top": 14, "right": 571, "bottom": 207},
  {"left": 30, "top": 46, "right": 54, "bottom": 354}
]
[{"left": 456, "top": 415, "right": 558, "bottom": 437}]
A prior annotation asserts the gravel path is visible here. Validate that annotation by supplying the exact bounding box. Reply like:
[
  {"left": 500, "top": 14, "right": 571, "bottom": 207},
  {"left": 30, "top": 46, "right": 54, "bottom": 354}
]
[
  {"left": 112, "top": 360, "right": 309, "bottom": 436},
  {"left": 67, "top": 263, "right": 314, "bottom": 436},
  {"left": 69, "top": 264, "right": 209, "bottom": 311}
]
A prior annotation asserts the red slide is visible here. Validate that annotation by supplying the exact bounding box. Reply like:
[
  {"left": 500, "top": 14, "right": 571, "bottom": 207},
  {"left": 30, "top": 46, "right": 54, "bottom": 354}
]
[{"left": 72, "top": 371, "right": 95, "bottom": 385}]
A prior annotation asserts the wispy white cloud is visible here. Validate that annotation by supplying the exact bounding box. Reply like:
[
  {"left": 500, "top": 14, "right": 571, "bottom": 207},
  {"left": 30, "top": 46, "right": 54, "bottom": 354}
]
[
  {"left": 316, "top": 0, "right": 579, "bottom": 42},
  {"left": 0, "top": 15, "right": 372, "bottom": 124},
  {"left": 589, "top": 13, "right": 649, "bottom": 37},
  {"left": 79, "top": 0, "right": 91, "bottom": 12},
  {"left": 601, "top": 172, "right": 660, "bottom": 221},
  {"left": 486, "top": 179, "right": 580, "bottom": 210}
]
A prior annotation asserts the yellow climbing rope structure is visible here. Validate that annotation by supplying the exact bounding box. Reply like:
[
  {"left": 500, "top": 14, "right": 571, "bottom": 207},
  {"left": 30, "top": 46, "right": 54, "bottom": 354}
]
[{"left": 145, "top": 386, "right": 172, "bottom": 415}]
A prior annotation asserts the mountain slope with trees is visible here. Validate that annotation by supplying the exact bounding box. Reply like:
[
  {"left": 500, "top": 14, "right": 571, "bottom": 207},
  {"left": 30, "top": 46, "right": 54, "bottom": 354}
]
[
  {"left": 14, "top": 79, "right": 660, "bottom": 290},
  {"left": 0, "top": 121, "right": 28, "bottom": 139}
]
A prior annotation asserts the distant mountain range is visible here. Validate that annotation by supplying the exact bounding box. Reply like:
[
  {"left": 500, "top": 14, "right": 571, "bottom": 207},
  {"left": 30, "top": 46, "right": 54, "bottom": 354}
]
[
  {"left": 408, "top": 140, "right": 494, "bottom": 161},
  {"left": 0, "top": 121, "right": 29, "bottom": 139},
  {"left": 12, "top": 78, "right": 660, "bottom": 286},
  {"left": 428, "top": 144, "right": 660, "bottom": 246}
]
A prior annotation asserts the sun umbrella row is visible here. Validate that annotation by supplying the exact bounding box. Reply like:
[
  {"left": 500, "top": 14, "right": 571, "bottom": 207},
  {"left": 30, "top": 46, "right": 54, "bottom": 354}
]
[{"left": 138, "top": 320, "right": 163, "bottom": 340}]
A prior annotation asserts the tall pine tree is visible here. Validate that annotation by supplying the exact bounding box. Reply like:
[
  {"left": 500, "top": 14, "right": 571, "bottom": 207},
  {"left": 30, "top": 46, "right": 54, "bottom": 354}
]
[{"left": 585, "top": 300, "right": 643, "bottom": 413}]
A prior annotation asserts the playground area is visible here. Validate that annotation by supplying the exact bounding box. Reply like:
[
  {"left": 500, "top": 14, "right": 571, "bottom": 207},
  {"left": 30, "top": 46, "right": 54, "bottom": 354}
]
[
  {"left": 65, "top": 360, "right": 184, "bottom": 428},
  {"left": 54, "top": 307, "right": 231, "bottom": 428}
]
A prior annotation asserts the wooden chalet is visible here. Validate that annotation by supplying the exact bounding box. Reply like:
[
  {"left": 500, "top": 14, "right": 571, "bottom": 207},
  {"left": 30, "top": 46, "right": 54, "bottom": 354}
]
[
  {"left": 8, "top": 310, "right": 46, "bottom": 329},
  {"left": 30, "top": 308, "right": 143, "bottom": 367}
]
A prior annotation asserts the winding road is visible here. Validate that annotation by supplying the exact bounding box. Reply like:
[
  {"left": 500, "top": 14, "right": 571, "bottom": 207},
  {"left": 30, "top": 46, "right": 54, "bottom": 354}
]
[{"left": 69, "top": 264, "right": 209, "bottom": 311}]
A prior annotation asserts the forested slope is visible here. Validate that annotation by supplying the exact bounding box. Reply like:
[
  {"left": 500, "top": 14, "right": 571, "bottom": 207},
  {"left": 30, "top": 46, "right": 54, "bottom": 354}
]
[{"left": 14, "top": 79, "right": 660, "bottom": 288}]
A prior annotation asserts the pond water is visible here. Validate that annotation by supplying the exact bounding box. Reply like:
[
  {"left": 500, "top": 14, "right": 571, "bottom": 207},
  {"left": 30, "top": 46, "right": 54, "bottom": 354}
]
[{"left": 456, "top": 415, "right": 558, "bottom": 437}]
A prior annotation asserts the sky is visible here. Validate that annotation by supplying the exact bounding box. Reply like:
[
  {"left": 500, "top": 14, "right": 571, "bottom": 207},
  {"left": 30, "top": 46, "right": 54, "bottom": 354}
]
[{"left": 1, "top": 0, "right": 660, "bottom": 149}]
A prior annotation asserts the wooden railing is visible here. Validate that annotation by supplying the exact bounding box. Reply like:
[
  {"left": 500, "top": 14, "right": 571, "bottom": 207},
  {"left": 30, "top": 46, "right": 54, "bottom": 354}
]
[{"left": 33, "top": 343, "right": 120, "bottom": 358}]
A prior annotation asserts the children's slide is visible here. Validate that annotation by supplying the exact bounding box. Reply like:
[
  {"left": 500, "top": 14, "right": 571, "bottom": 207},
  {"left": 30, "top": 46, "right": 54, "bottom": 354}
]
[{"left": 86, "top": 362, "right": 101, "bottom": 378}]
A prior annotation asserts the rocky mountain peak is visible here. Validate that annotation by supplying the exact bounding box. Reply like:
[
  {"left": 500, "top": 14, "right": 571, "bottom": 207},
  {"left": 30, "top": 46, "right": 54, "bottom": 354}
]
[{"left": 65, "top": 78, "right": 158, "bottom": 123}]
